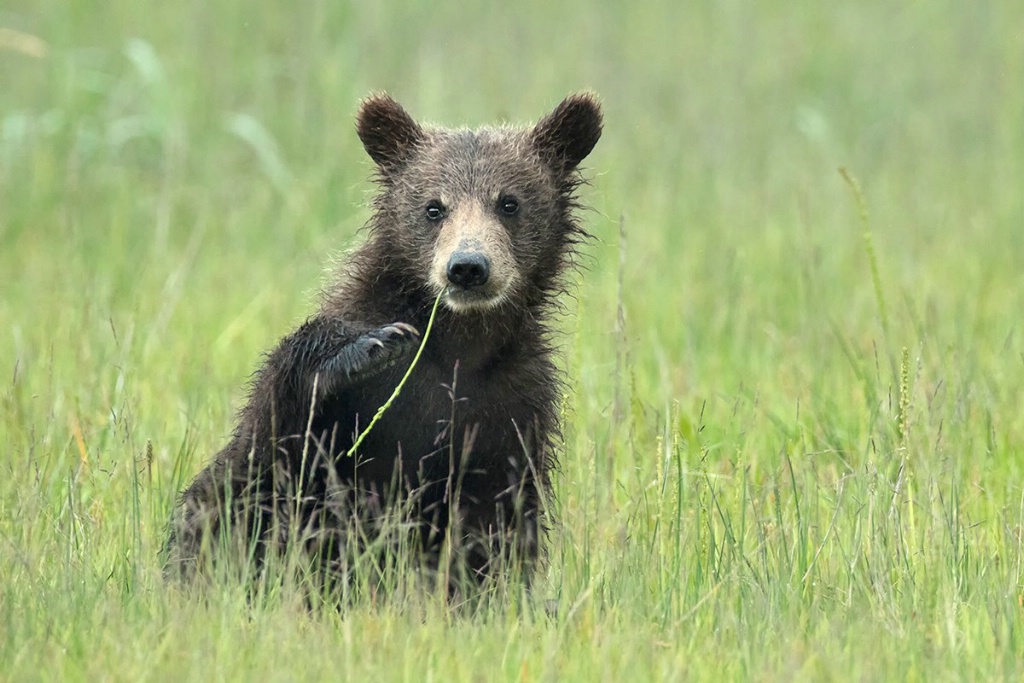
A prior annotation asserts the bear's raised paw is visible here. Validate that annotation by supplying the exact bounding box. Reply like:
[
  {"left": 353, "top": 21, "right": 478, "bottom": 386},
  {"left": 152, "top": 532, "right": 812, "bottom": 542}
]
[{"left": 332, "top": 322, "right": 421, "bottom": 385}]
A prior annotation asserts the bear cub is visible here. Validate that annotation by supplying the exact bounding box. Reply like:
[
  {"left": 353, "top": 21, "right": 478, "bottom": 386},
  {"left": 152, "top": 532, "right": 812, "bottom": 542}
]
[{"left": 165, "top": 93, "right": 603, "bottom": 593}]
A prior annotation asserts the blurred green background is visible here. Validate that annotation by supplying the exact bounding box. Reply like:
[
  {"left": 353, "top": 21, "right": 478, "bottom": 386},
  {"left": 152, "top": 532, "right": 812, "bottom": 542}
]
[{"left": 2, "top": 1, "right": 1023, "bottom": 680}]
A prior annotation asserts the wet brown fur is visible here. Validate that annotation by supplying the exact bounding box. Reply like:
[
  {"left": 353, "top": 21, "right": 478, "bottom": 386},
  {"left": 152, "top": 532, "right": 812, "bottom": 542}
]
[{"left": 164, "top": 93, "right": 603, "bottom": 592}]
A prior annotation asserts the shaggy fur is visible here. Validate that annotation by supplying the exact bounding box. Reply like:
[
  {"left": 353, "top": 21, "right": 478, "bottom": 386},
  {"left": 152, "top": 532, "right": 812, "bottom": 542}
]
[{"left": 164, "top": 93, "right": 603, "bottom": 591}]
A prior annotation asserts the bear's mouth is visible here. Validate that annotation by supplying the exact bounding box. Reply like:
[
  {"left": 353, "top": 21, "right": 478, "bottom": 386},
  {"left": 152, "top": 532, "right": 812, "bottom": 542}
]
[{"left": 442, "top": 286, "right": 507, "bottom": 313}]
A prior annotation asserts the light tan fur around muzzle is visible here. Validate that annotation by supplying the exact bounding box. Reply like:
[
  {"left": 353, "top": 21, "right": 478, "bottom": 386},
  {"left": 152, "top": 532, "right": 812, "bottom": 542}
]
[{"left": 430, "top": 198, "right": 521, "bottom": 312}]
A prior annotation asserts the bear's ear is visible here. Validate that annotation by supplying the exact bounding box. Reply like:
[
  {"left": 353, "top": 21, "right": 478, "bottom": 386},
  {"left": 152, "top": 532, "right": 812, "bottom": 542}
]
[
  {"left": 531, "top": 93, "right": 603, "bottom": 174},
  {"left": 356, "top": 94, "right": 424, "bottom": 171}
]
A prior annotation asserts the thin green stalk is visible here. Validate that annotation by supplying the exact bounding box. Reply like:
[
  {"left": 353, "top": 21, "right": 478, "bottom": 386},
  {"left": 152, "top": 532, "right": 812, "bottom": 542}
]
[
  {"left": 346, "top": 291, "right": 444, "bottom": 457},
  {"left": 839, "top": 167, "right": 888, "bottom": 336}
]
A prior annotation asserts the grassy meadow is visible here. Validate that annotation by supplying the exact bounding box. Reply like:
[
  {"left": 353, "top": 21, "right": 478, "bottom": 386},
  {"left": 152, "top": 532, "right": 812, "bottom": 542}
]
[{"left": 2, "top": 1, "right": 1023, "bottom": 679}]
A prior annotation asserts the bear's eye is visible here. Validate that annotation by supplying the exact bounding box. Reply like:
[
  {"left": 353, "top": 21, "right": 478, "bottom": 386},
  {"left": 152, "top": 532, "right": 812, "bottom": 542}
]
[
  {"left": 498, "top": 196, "right": 520, "bottom": 216},
  {"left": 425, "top": 201, "right": 446, "bottom": 222}
]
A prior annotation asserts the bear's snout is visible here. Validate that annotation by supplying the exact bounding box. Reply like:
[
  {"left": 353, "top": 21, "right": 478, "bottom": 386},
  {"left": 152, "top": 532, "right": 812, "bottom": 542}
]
[{"left": 446, "top": 251, "right": 491, "bottom": 289}]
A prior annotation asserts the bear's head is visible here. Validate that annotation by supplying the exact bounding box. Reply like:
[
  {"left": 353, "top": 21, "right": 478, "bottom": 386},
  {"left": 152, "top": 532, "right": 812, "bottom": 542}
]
[{"left": 356, "top": 93, "right": 602, "bottom": 313}]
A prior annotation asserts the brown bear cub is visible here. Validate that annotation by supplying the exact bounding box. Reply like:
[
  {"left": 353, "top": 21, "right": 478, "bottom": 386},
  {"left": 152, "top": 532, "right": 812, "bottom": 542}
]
[{"left": 165, "top": 93, "right": 602, "bottom": 594}]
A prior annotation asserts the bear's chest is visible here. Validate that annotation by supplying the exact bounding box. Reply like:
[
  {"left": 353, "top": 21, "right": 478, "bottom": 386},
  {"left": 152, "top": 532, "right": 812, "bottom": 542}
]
[{"left": 317, "top": 355, "right": 545, "bottom": 486}]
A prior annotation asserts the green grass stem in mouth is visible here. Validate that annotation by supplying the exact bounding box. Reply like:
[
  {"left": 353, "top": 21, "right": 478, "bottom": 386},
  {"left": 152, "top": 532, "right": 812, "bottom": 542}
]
[{"left": 346, "top": 290, "right": 445, "bottom": 458}]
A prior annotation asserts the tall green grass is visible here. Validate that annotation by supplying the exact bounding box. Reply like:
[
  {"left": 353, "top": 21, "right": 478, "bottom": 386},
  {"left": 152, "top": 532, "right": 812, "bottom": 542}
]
[{"left": 2, "top": 0, "right": 1023, "bottom": 679}]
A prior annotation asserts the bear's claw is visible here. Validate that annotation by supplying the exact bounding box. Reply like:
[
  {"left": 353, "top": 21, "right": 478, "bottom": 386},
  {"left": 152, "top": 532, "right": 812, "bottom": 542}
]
[{"left": 320, "top": 322, "right": 421, "bottom": 391}]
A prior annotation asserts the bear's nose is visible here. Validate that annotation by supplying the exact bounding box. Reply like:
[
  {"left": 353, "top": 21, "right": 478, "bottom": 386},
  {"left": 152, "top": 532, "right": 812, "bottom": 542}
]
[{"left": 446, "top": 252, "right": 490, "bottom": 289}]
